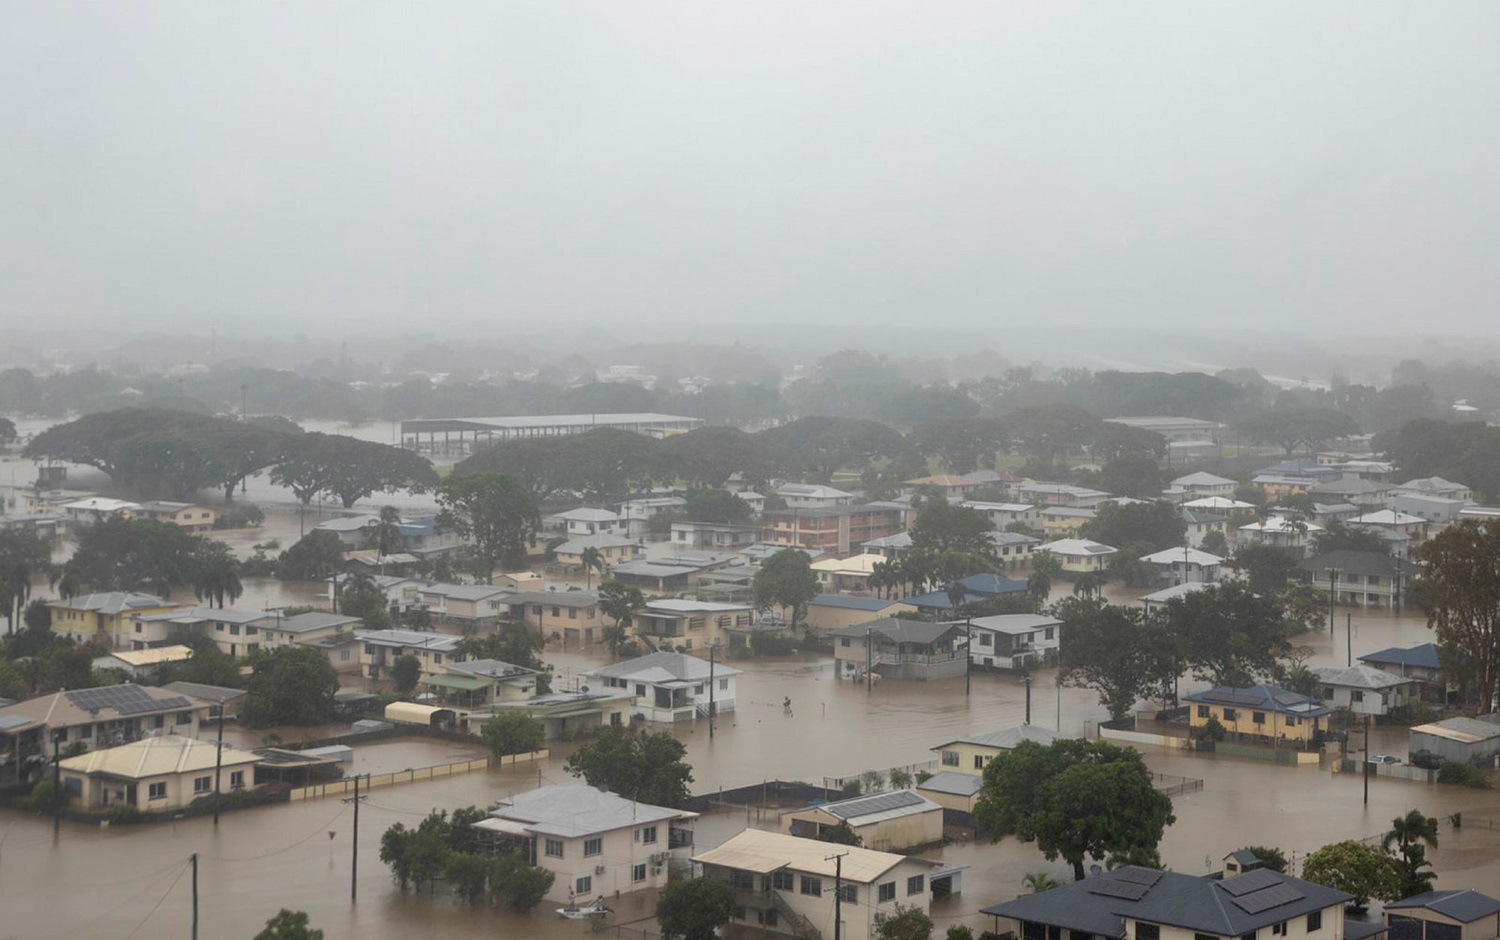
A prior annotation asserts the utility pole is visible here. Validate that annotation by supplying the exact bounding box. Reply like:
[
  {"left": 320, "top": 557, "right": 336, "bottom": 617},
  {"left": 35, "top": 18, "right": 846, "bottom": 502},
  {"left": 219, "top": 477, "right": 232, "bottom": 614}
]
[
  {"left": 1327, "top": 568, "right": 1339, "bottom": 634},
  {"left": 1346, "top": 613, "right": 1352, "bottom": 668},
  {"left": 343, "top": 775, "right": 368, "bottom": 902},
  {"left": 708, "top": 640, "right": 719, "bottom": 739},
  {"left": 212, "top": 697, "right": 226, "bottom": 825},
  {"left": 1023, "top": 674, "right": 1032, "bottom": 725},
  {"left": 52, "top": 731, "right": 62, "bottom": 836},
  {"left": 825, "top": 851, "right": 848, "bottom": 940},
  {"left": 1363, "top": 714, "right": 1371, "bottom": 805},
  {"left": 865, "top": 627, "right": 873, "bottom": 693},
  {"left": 190, "top": 852, "right": 199, "bottom": 940},
  {"left": 964, "top": 615, "right": 971, "bottom": 697}
]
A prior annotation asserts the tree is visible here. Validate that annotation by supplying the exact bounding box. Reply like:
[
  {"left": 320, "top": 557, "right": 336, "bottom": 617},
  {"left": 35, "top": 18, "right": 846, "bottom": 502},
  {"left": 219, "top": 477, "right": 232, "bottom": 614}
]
[
  {"left": 317, "top": 437, "right": 440, "bottom": 508},
  {"left": 1299, "top": 840, "right": 1404, "bottom": 914},
  {"left": 681, "top": 488, "right": 754, "bottom": 525},
  {"left": 1415, "top": 521, "right": 1500, "bottom": 713},
  {"left": 435, "top": 472, "right": 540, "bottom": 578},
  {"left": 813, "top": 820, "right": 863, "bottom": 846},
  {"left": 753, "top": 549, "right": 820, "bottom": 629},
  {"left": 338, "top": 572, "right": 392, "bottom": 630},
  {"left": 1029, "top": 551, "right": 1061, "bottom": 602},
  {"left": 579, "top": 545, "right": 605, "bottom": 590},
  {"left": 391, "top": 654, "right": 422, "bottom": 693},
  {"left": 379, "top": 821, "right": 449, "bottom": 892},
  {"left": 443, "top": 852, "right": 490, "bottom": 904},
  {"left": 0, "top": 528, "right": 52, "bottom": 633},
  {"left": 1199, "top": 529, "right": 1229, "bottom": 557},
  {"left": 241, "top": 646, "right": 339, "bottom": 726},
  {"left": 874, "top": 903, "right": 935, "bottom": 940},
  {"left": 0, "top": 417, "right": 16, "bottom": 445},
  {"left": 1237, "top": 408, "right": 1360, "bottom": 456},
  {"left": 564, "top": 726, "right": 694, "bottom": 808},
  {"left": 369, "top": 505, "right": 405, "bottom": 557},
  {"left": 191, "top": 540, "right": 243, "bottom": 609},
  {"left": 1228, "top": 544, "right": 1300, "bottom": 595},
  {"left": 275, "top": 531, "right": 346, "bottom": 582},
  {"left": 656, "top": 877, "right": 735, "bottom": 940},
  {"left": 1158, "top": 580, "right": 1294, "bottom": 687},
  {"left": 1055, "top": 597, "right": 1174, "bottom": 721},
  {"left": 598, "top": 580, "right": 644, "bottom": 654},
  {"left": 1241, "top": 846, "right": 1288, "bottom": 873},
  {"left": 453, "top": 622, "right": 550, "bottom": 691},
  {"left": 63, "top": 517, "right": 203, "bottom": 597},
  {"left": 253, "top": 909, "right": 323, "bottom": 940},
  {"left": 489, "top": 845, "right": 555, "bottom": 912},
  {"left": 1383, "top": 810, "right": 1440, "bottom": 897},
  {"left": 1096, "top": 454, "right": 1165, "bottom": 500},
  {"left": 1311, "top": 521, "right": 1388, "bottom": 555},
  {"left": 909, "top": 494, "right": 998, "bottom": 556},
  {"left": 480, "top": 712, "right": 545, "bottom": 758},
  {"left": 973, "top": 739, "right": 1175, "bottom": 881},
  {"left": 1079, "top": 502, "right": 1185, "bottom": 554},
  {"left": 1021, "top": 872, "right": 1059, "bottom": 893}
]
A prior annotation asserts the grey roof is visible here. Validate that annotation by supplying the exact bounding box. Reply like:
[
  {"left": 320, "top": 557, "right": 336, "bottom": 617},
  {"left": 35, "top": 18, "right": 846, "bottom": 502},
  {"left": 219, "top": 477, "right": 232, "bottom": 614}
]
[
  {"left": 160, "top": 681, "right": 248, "bottom": 704},
  {"left": 916, "top": 771, "right": 983, "bottom": 797},
  {"left": 419, "top": 582, "right": 512, "bottom": 602},
  {"left": 50, "top": 592, "right": 175, "bottom": 614},
  {"left": 818, "top": 789, "right": 937, "bottom": 823},
  {"left": 1386, "top": 889, "right": 1500, "bottom": 923},
  {"left": 1412, "top": 717, "right": 1500, "bottom": 742},
  {"left": 611, "top": 554, "right": 736, "bottom": 577},
  {"left": 934, "top": 724, "right": 1058, "bottom": 751},
  {"left": 442, "top": 658, "right": 536, "bottom": 679},
  {"left": 969, "top": 614, "right": 1063, "bottom": 637},
  {"left": 278, "top": 612, "right": 362, "bottom": 634},
  {"left": 133, "top": 605, "right": 271, "bottom": 625},
  {"left": 484, "top": 783, "right": 688, "bottom": 838},
  {"left": 1344, "top": 921, "right": 1390, "bottom": 940},
  {"left": 830, "top": 617, "right": 966, "bottom": 646},
  {"left": 1297, "top": 550, "right": 1401, "bottom": 577},
  {"left": 354, "top": 629, "right": 461, "bottom": 652},
  {"left": 1311, "top": 665, "right": 1411, "bottom": 690},
  {"left": 554, "top": 534, "right": 636, "bottom": 554},
  {"left": 1311, "top": 478, "right": 1391, "bottom": 496},
  {"left": 983, "top": 866, "right": 1352, "bottom": 938},
  {"left": 1140, "top": 582, "right": 1214, "bottom": 604},
  {"left": 66, "top": 685, "right": 194, "bottom": 717},
  {"left": 584, "top": 651, "right": 740, "bottom": 684},
  {"left": 1172, "top": 472, "right": 1236, "bottom": 487},
  {"left": 503, "top": 590, "right": 599, "bottom": 608}
]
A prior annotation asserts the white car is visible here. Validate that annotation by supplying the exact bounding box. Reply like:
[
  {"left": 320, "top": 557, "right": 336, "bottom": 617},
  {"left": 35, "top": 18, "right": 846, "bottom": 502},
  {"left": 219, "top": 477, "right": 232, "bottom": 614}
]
[{"left": 1367, "top": 754, "right": 1403, "bottom": 765}]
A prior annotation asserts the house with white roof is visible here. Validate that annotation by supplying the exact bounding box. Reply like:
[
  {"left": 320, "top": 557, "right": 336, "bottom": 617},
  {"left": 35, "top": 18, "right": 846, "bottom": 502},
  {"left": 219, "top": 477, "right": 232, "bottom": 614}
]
[
  {"left": 59, "top": 733, "right": 263, "bottom": 813},
  {"left": 693, "top": 828, "right": 936, "bottom": 940},
  {"left": 810, "top": 552, "right": 887, "bottom": 593},
  {"left": 583, "top": 651, "right": 740, "bottom": 723},
  {"left": 424, "top": 658, "right": 542, "bottom": 708},
  {"left": 775, "top": 483, "right": 855, "bottom": 509},
  {"left": 1351, "top": 509, "right": 1429, "bottom": 545},
  {"left": 553, "top": 533, "right": 641, "bottom": 568},
  {"left": 1312, "top": 665, "right": 1414, "bottom": 717},
  {"left": 135, "top": 500, "right": 217, "bottom": 532},
  {"left": 1236, "top": 516, "right": 1323, "bottom": 554},
  {"left": 473, "top": 783, "right": 697, "bottom": 904},
  {"left": 967, "top": 614, "right": 1062, "bottom": 672},
  {"left": 127, "top": 605, "right": 273, "bottom": 655},
  {"left": 92, "top": 645, "right": 195, "bottom": 680},
  {"left": 802, "top": 594, "right": 919, "bottom": 634},
  {"left": 1181, "top": 496, "right": 1257, "bottom": 515},
  {"left": 1167, "top": 471, "right": 1236, "bottom": 500},
  {"left": 784, "top": 789, "right": 944, "bottom": 852},
  {"left": 1391, "top": 476, "right": 1472, "bottom": 502},
  {"left": 1139, "top": 581, "right": 1213, "bottom": 616},
  {"left": 615, "top": 496, "right": 687, "bottom": 537},
  {"left": 633, "top": 599, "right": 755, "bottom": 654},
  {"left": 417, "top": 582, "right": 513, "bottom": 625},
  {"left": 1036, "top": 538, "right": 1118, "bottom": 573},
  {"left": 356, "top": 629, "right": 463, "bottom": 681},
  {"left": 553, "top": 507, "right": 625, "bottom": 537},
  {"left": 1015, "top": 482, "right": 1112, "bottom": 508},
  {"left": 1139, "top": 547, "right": 1223, "bottom": 585},
  {"left": 1392, "top": 493, "right": 1469, "bottom": 526},
  {"left": 60, "top": 496, "right": 140, "bottom": 526},
  {"left": 959, "top": 499, "right": 1038, "bottom": 528}
]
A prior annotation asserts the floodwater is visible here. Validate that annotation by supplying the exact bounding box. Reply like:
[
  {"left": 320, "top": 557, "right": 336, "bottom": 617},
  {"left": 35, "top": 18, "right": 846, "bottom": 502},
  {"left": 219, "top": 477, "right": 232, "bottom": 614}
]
[{"left": 7, "top": 601, "right": 1500, "bottom": 940}]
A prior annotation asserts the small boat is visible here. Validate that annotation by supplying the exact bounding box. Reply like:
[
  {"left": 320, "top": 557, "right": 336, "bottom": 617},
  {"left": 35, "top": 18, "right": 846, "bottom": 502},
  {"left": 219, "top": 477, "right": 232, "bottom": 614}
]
[{"left": 556, "top": 901, "right": 613, "bottom": 919}]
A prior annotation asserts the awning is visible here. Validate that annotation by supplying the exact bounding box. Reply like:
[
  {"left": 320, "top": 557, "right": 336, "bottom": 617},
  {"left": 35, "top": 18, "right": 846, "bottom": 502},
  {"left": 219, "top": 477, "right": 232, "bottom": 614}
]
[{"left": 423, "top": 674, "right": 490, "bottom": 691}]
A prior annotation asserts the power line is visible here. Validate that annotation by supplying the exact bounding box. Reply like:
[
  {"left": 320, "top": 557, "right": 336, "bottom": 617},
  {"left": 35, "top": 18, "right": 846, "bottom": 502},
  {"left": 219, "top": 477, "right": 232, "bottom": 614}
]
[
  {"left": 121, "top": 859, "right": 192, "bottom": 940},
  {"left": 203, "top": 805, "right": 347, "bottom": 862}
]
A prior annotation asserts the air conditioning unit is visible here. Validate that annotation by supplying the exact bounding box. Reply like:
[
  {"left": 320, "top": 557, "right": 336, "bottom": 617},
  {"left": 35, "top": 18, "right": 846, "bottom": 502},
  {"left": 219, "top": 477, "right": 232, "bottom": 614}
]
[
  {"left": 651, "top": 865, "right": 662, "bottom": 876},
  {"left": 595, "top": 865, "right": 607, "bottom": 876}
]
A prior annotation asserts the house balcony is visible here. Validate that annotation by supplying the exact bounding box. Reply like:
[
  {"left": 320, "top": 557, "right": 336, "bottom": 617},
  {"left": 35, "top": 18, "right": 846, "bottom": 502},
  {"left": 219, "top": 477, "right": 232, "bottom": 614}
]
[{"left": 669, "top": 826, "right": 694, "bottom": 849}]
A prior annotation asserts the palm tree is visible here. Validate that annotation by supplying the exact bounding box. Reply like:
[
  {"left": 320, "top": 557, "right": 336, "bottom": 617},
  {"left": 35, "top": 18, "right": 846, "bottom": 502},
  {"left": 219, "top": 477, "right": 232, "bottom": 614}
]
[
  {"left": 370, "top": 505, "right": 404, "bottom": 557},
  {"left": 1029, "top": 551, "right": 1061, "bottom": 603},
  {"left": 579, "top": 546, "right": 605, "bottom": 590},
  {"left": 1072, "top": 570, "right": 1105, "bottom": 600},
  {"left": 1383, "top": 809, "right": 1440, "bottom": 897},
  {"left": 192, "top": 542, "right": 244, "bottom": 609},
  {"left": 1022, "top": 872, "right": 1059, "bottom": 893}
]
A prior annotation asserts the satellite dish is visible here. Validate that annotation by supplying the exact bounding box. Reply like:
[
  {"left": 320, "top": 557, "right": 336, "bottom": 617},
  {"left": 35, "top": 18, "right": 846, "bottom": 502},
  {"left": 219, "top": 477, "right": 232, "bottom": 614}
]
[{"left": 1089, "top": 865, "right": 1103, "bottom": 877}]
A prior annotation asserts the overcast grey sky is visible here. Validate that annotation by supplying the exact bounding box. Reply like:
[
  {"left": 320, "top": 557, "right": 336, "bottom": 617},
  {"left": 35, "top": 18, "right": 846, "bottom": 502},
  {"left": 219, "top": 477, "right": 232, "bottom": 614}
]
[{"left": 3, "top": 3, "right": 1498, "bottom": 343}]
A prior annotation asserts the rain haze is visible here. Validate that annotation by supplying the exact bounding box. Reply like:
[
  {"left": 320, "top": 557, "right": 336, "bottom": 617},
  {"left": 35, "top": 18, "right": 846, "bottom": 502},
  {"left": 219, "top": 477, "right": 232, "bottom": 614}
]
[{"left": 4, "top": 2, "right": 1500, "bottom": 354}]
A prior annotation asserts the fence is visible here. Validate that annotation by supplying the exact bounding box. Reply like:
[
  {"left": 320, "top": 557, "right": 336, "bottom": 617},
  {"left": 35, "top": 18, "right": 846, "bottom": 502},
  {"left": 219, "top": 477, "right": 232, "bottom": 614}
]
[
  {"left": 822, "top": 759, "right": 940, "bottom": 794},
  {"left": 290, "top": 753, "right": 545, "bottom": 801},
  {"left": 1150, "top": 772, "right": 1204, "bottom": 796}
]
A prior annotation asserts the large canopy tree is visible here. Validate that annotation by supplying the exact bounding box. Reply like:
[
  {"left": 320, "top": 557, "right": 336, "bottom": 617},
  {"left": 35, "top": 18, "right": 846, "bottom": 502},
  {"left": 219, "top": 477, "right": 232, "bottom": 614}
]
[
  {"left": 435, "top": 473, "right": 540, "bottom": 578},
  {"left": 1415, "top": 520, "right": 1500, "bottom": 713},
  {"left": 1056, "top": 597, "right": 1176, "bottom": 721},
  {"left": 752, "top": 549, "right": 820, "bottom": 629},
  {"left": 564, "top": 726, "right": 694, "bottom": 808}
]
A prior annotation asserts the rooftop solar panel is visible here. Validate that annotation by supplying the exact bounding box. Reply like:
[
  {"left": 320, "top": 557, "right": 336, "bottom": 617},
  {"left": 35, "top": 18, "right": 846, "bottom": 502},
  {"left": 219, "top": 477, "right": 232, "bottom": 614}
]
[
  {"left": 827, "top": 790, "right": 924, "bottom": 819},
  {"left": 66, "top": 686, "right": 193, "bottom": 716},
  {"left": 1086, "top": 879, "right": 1150, "bottom": 901},
  {"left": 1113, "top": 868, "right": 1164, "bottom": 886},
  {"left": 1219, "top": 868, "right": 1284, "bottom": 896},
  {"left": 1232, "top": 884, "right": 1307, "bottom": 915}
]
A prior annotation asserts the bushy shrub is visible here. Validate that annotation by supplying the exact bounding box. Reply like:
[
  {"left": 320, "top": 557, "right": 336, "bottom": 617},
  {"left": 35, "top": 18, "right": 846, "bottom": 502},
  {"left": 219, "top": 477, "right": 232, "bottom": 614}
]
[{"left": 1437, "top": 761, "right": 1492, "bottom": 788}]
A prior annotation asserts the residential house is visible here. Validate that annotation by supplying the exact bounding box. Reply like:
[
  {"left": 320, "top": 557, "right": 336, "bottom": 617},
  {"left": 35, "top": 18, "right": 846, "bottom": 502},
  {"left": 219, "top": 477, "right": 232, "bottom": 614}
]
[
  {"left": 960, "top": 500, "right": 1039, "bottom": 530},
  {"left": 503, "top": 591, "right": 603, "bottom": 646},
  {"left": 1139, "top": 581, "right": 1213, "bottom": 617},
  {"left": 1183, "top": 685, "right": 1333, "bottom": 748},
  {"left": 633, "top": 599, "right": 754, "bottom": 654},
  {"left": 417, "top": 582, "right": 513, "bottom": 626},
  {"left": 861, "top": 530, "right": 1039, "bottom": 569},
  {"left": 1038, "top": 506, "right": 1096, "bottom": 538},
  {"left": 1180, "top": 509, "right": 1230, "bottom": 548},
  {"left": 1181, "top": 496, "right": 1257, "bottom": 517},
  {"left": 906, "top": 573, "right": 1030, "bottom": 616},
  {"left": 1296, "top": 551, "right": 1404, "bottom": 609},
  {"left": 1167, "top": 472, "right": 1237, "bottom": 500},
  {"left": 0, "top": 513, "right": 63, "bottom": 540},
  {"left": 1252, "top": 475, "right": 1321, "bottom": 500},
  {"left": 914, "top": 770, "right": 984, "bottom": 813},
  {"left": 803, "top": 595, "right": 918, "bottom": 634},
  {"left": 903, "top": 474, "right": 991, "bottom": 498},
  {"left": 1037, "top": 539, "right": 1117, "bottom": 573},
  {"left": 357, "top": 629, "right": 463, "bottom": 681},
  {"left": 784, "top": 790, "right": 943, "bottom": 852},
  {"left": 761, "top": 505, "right": 904, "bottom": 555},
  {"left": 931, "top": 724, "right": 1058, "bottom": 777},
  {"left": 693, "top": 828, "right": 934, "bottom": 940},
  {"left": 1385, "top": 889, "right": 1500, "bottom": 940},
  {"left": 693, "top": 565, "right": 758, "bottom": 604},
  {"left": 60, "top": 496, "right": 140, "bottom": 526},
  {"left": 1310, "top": 478, "right": 1392, "bottom": 511},
  {"left": 126, "top": 606, "right": 272, "bottom": 654},
  {"left": 58, "top": 734, "right": 261, "bottom": 813},
  {"left": 1236, "top": 516, "right": 1323, "bottom": 554},
  {"left": 553, "top": 507, "right": 625, "bottom": 537},
  {"left": 553, "top": 534, "right": 642, "bottom": 568},
  {"left": 831, "top": 618, "right": 967, "bottom": 682},
  {"left": 1309, "top": 502, "right": 1361, "bottom": 524},
  {"left": 326, "top": 573, "right": 424, "bottom": 613},
  {"left": 615, "top": 496, "right": 687, "bottom": 538},
  {"left": 473, "top": 783, "right": 696, "bottom": 904},
  {"left": 776, "top": 483, "right": 855, "bottom": 509},
  {"left": 314, "top": 514, "right": 464, "bottom": 556},
  {"left": 810, "top": 552, "right": 888, "bottom": 593},
  {"left": 135, "top": 500, "right": 217, "bottom": 532},
  {"left": 1392, "top": 493, "right": 1469, "bottom": 527},
  {"left": 0, "top": 685, "right": 211, "bottom": 783},
  {"left": 91, "top": 645, "right": 195, "bottom": 680},
  {"left": 1391, "top": 477, "right": 1473, "bottom": 503},
  {"left": 1351, "top": 510, "right": 1429, "bottom": 546},
  {"left": 50, "top": 593, "right": 190, "bottom": 649},
  {"left": 260, "top": 611, "right": 363, "bottom": 673},
  {"left": 1408, "top": 717, "right": 1500, "bottom": 767},
  {"left": 1358, "top": 644, "right": 1448, "bottom": 705},
  {"left": 425, "top": 658, "right": 542, "bottom": 708},
  {"left": 967, "top": 614, "right": 1062, "bottom": 671},
  {"left": 483, "top": 690, "right": 633, "bottom": 740},
  {"left": 1015, "top": 482, "right": 1112, "bottom": 508},
  {"left": 981, "top": 865, "right": 1353, "bottom": 940},
  {"left": 1312, "top": 665, "right": 1414, "bottom": 718},
  {"left": 670, "top": 521, "right": 760, "bottom": 550},
  {"left": 583, "top": 651, "right": 740, "bottom": 723},
  {"left": 610, "top": 552, "right": 740, "bottom": 593},
  {"left": 735, "top": 491, "right": 766, "bottom": 514},
  {"left": 1140, "top": 547, "right": 1223, "bottom": 585}
]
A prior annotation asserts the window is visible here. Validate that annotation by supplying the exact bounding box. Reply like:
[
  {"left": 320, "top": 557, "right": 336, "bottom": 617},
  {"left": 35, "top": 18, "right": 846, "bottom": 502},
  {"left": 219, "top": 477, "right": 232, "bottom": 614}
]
[
  {"left": 230, "top": 624, "right": 241, "bottom": 635},
  {"left": 635, "top": 684, "right": 646, "bottom": 697},
  {"left": 836, "top": 884, "right": 857, "bottom": 904},
  {"left": 979, "top": 633, "right": 992, "bottom": 647},
  {"left": 247, "top": 643, "right": 259, "bottom": 655},
  {"left": 584, "top": 838, "right": 602, "bottom": 857},
  {"left": 1241, "top": 933, "right": 1257, "bottom": 940},
  {"left": 576, "top": 876, "right": 592, "bottom": 894},
  {"left": 879, "top": 882, "right": 896, "bottom": 902},
  {"left": 176, "top": 712, "right": 192, "bottom": 725},
  {"left": 772, "top": 870, "right": 794, "bottom": 891},
  {"left": 340, "top": 650, "right": 350, "bottom": 662},
  {"left": 1222, "top": 708, "right": 1237, "bottom": 722},
  {"left": 942, "top": 751, "right": 959, "bottom": 767},
  {"left": 544, "top": 839, "right": 564, "bottom": 858},
  {"left": 729, "top": 869, "right": 755, "bottom": 890},
  {"left": 694, "top": 684, "right": 704, "bottom": 695},
  {"left": 153, "top": 715, "right": 164, "bottom": 729},
  {"left": 907, "top": 874, "right": 925, "bottom": 896},
  {"left": 1252, "top": 711, "right": 1266, "bottom": 725},
  {"left": 230, "top": 770, "right": 245, "bottom": 789},
  {"left": 1197, "top": 934, "right": 1218, "bottom": 940},
  {"left": 1045, "top": 627, "right": 1055, "bottom": 640},
  {"left": 1197, "top": 706, "right": 1210, "bottom": 719},
  {"left": 719, "top": 678, "right": 729, "bottom": 691},
  {"left": 433, "top": 654, "right": 442, "bottom": 665},
  {"left": 1368, "top": 575, "right": 1381, "bottom": 586},
  {"left": 245, "top": 626, "right": 257, "bottom": 635},
  {"left": 194, "top": 776, "right": 212, "bottom": 794},
  {"left": 1272, "top": 923, "right": 1287, "bottom": 936},
  {"left": 1351, "top": 691, "right": 1364, "bottom": 703},
  {"left": 551, "top": 606, "right": 561, "bottom": 617},
  {"left": 1137, "top": 925, "right": 1160, "bottom": 940},
  {"left": 974, "top": 755, "right": 986, "bottom": 770},
  {"left": 633, "top": 863, "right": 647, "bottom": 882},
  {"left": 148, "top": 782, "right": 167, "bottom": 800},
  {"left": 765, "top": 908, "right": 779, "bottom": 927},
  {"left": 533, "top": 605, "right": 543, "bottom": 616},
  {"left": 79, "top": 724, "right": 93, "bottom": 739},
  {"left": 641, "top": 825, "right": 657, "bottom": 844},
  {"left": 568, "top": 607, "right": 577, "bottom": 619},
  {"left": 1306, "top": 912, "right": 1323, "bottom": 932},
  {"left": 800, "top": 876, "right": 821, "bottom": 896},
  {"left": 134, "top": 622, "right": 142, "bottom": 633}
]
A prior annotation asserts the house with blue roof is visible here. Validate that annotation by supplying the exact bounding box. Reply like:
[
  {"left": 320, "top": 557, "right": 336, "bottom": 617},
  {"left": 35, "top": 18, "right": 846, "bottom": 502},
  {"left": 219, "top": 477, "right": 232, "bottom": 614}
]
[
  {"left": 1358, "top": 643, "right": 1450, "bottom": 705},
  {"left": 1184, "top": 685, "right": 1333, "bottom": 750},
  {"left": 907, "top": 573, "right": 1030, "bottom": 615},
  {"left": 803, "top": 594, "right": 918, "bottom": 633},
  {"left": 1386, "top": 888, "right": 1500, "bottom": 940}
]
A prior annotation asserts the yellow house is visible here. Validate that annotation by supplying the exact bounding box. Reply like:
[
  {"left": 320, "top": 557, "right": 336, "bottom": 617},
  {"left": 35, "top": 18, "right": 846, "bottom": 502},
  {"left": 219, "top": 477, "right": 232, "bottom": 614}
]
[
  {"left": 931, "top": 724, "right": 1058, "bottom": 776},
  {"left": 784, "top": 790, "right": 943, "bottom": 852},
  {"left": 810, "top": 552, "right": 887, "bottom": 592},
  {"left": 136, "top": 500, "right": 218, "bottom": 532},
  {"left": 59, "top": 734, "right": 261, "bottom": 813},
  {"left": 1038, "top": 507, "right": 1095, "bottom": 538},
  {"left": 634, "top": 599, "right": 754, "bottom": 654},
  {"left": 1184, "top": 684, "right": 1333, "bottom": 748},
  {"left": 500, "top": 590, "right": 604, "bottom": 646},
  {"left": 803, "top": 595, "right": 918, "bottom": 634},
  {"left": 50, "top": 593, "right": 191, "bottom": 649},
  {"left": 553, "top": 534, "right": 642, "bottom": 568}
]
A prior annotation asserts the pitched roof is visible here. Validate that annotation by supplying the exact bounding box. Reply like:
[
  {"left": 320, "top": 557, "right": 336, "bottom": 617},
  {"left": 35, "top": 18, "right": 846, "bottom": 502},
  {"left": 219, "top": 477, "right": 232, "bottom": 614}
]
[
  {"left": 1039, "top": 538, "right": 1117, "bottom": 556},
  {"left": 584, "top": 651, "right": 741, "bottom": 684},
  {"left": 1171, "top": 472, "right": 1236, "bottom": 487},
  {"left": 503, "top": 590, "right": 599, "bottom": 608},
  {"left": 0, "top": 684, "right": 202, "bottom": 733},
  {"left": 277, "top": 611, "right": 361, "bottom": 634},
  {"left": 555, "top": 508, "right": 622, "bottom": 522},
  {"left": 1359, "top": 643, "right": 1442, "bottom": 670},
  {"left": 59, "top": 734, "right": 260, "bottom": 779},
  {"left": 441, "top": 658, "right": 536, "bottom": 680},
  {"left": 816, "top": 790, "right": 940, "bottom": 824},
  {"left": 1410, "top": 717, "right": 1500, "bottom": 743},
  {"left": 830, "top": 617, "right": 966, "bottom": 645},
  {"left": 481, "top": 783, "right": 690, "bottom": 839},
  {"left": 1182, "top": 497, "right": 1257, "bottom": 510},
  {"left": 418, "top": 582, "right": 512, "bottom": 602},
  {"left": 49, "top": 592, "right": 179, "bottom": 614},
  {"left": 933, "top": 724, "right": 1058, "bottom": 751},
  {"left": 809, "top": 594, "right": 909, "bottom": 612},
  {"left": 915, "top": 770, "right": 983, "bottom": 797},
  {"left": 354, "top": 629, "right": 462, "bottom": 652},
  {"left": 1140, "top": 548, "right": 1224, "bottom": 566},
  {"left": 1183, "top": 685, "right": 1332, "bottom": 718},
  {"left": 968, "top": 614, "right": 1063, "bottom": 636},
  {"left": 554, "top": 534, "right": 636, "bottom": 554},
  {"left": 1311, "top": 665, "right": 1411, "bottom": 690},
  {"left": 1139, "top": 582, "right": 1214, "bottom": 604},
  {"left": 693, "top": 828, "right": 909, "bottom": 884},
  {"left": 1385, "top": 889, "right": 1500, "bottom": 922},
  {"left": 1297, "top": 550, "right": 1401, "bottom": 577}
]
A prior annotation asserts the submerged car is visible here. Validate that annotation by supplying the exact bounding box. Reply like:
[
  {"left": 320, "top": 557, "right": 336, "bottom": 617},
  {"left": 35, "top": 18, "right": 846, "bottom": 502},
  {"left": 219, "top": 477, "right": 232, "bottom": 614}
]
[{"left": 1367, "top": 754, "right": 1403, "bottom": 765}]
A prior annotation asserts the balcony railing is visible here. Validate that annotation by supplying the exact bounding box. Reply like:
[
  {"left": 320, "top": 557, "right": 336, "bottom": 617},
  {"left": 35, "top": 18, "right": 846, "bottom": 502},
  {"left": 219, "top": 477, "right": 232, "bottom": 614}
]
[{"left": 669, "top": 827, "right": 694, "bottom": 848}]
